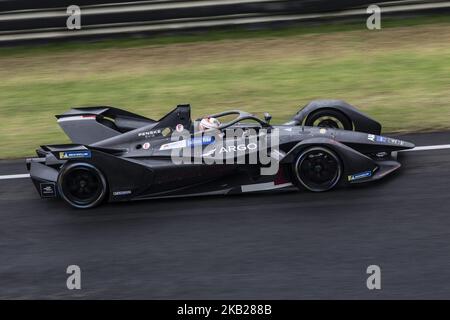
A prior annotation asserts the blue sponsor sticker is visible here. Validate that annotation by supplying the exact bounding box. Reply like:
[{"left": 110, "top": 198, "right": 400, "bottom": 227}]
[
  {"left": 369, "top": 134, "right": 403, "bottom": 145},
  {"left": 59, "top": 150, "right": 91, "bottom": 159},
  {"left": 376, "top": 136, "right": 388, "bottom": 143},
  {"left": 348, "top": 170, "right": 372, "bottom": 182},
  {"left": 187, "top": 136, "right": 215, "bottom": 147},
  {"left": 368, "top": 134, "right": 388, "bottom": 143}
]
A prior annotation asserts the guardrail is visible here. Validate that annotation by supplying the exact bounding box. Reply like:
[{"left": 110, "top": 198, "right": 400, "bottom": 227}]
[
  {"left": 0, "top": 0, "right": 382, "bottom": 13},
  {"left": 0, "top": 0, "right": 448, "bottom": 44}
]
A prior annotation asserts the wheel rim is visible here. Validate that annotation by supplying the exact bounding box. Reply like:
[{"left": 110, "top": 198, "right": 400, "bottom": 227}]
[
  {"left": 312, "top": 116, "right": 344, "bottom": 129},
  {"left": 58, "top": 163, "right": 106, "bottom": 208},
  {"left": 295, "top": 148, "right": 341, "bottom": 192}
]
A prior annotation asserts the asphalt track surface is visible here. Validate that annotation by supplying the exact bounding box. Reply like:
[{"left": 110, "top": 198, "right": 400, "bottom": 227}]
[{"left": 1, "top": 131, "right": 450, "bottom": 299}]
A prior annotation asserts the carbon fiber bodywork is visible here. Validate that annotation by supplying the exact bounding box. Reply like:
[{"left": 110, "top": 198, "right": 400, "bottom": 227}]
[{"left": 27, "top": 101, "right": 414, "bottom": 207}]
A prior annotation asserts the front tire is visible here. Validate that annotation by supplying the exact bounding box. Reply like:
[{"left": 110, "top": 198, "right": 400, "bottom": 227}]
[
  {"left": 293, "top": 147, "right": 342, "bottom": 192},
  {"left": 305, "top": 109, "right": 352, "bottom": 130},
  {"left": 57, "top": 162, "right": 108, "bottom": 209}
]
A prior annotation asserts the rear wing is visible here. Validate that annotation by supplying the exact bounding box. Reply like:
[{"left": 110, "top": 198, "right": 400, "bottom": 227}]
[
  {"left": 56, "top": 106, "right": 156, "bottom": 145},
  {"left": 56, "top": 104, "right": 193, "bottom": 146}
]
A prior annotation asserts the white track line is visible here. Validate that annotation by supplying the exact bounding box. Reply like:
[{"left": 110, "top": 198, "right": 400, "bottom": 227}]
[
  {"left": 0, "top": 143, "right": 449, "bottom": 180},
  {"left": 399, "top": 144, "right": 450, "bottom": 152},
  {"left": 0, "top": 173, "right": 30, "bottom": 180}
]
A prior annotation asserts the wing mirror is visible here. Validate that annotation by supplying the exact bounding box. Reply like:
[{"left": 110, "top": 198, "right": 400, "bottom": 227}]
[{"left": 264, "top": 112, "right": 272, "bottom": 123}]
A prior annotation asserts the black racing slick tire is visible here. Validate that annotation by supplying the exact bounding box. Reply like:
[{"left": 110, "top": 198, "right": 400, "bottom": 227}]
[
  {"left": 293, "top": 147, "right": 342, "bottom": 192},
  {"left": 57, "top": 162, "right": 108, "bottom": 209},
  {"left": 305, "top": 109, "right": 352, "bottom": 130}
]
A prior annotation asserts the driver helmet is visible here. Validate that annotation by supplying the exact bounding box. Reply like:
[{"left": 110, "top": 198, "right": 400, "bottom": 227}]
[{"left": 199, "top": 117, "right": 221, "bottom": 131}]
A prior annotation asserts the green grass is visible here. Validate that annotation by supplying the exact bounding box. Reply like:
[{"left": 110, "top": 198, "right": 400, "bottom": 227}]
[{"left": 0, "top": 15, "right": 449, "bottom": 158}]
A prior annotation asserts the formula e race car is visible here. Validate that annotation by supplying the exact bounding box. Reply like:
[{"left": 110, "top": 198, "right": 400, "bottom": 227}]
[{"left": 27, "top": 100, "right": 414, "bottom": 209}]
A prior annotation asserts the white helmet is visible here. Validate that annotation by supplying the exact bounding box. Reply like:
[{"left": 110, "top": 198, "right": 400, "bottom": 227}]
[{"left": 199, "top": 117, "right": 221, "bottom": 131}]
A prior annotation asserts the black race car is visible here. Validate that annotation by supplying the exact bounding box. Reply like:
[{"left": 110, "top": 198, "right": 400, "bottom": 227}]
[{"left": 27, "top": 100, "right": 414, "bottom": 209}]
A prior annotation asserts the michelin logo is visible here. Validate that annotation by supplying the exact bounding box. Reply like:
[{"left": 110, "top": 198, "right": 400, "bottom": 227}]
[
  {"left": 348, "top": 170, "right": 372, "bottom": 181},
  {"left": 59, "top": 150, "right": 91, "bottom": 159}
]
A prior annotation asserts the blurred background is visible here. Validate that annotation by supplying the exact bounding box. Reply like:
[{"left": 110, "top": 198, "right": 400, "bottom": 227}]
[{"left": 0, "top": 0, "right": 449, "bottom": 158}]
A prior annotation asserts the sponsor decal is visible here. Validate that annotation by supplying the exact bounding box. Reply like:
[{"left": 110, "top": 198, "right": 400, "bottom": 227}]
[
  {"left": 59, "top": 150, "right": 91, "bottom": 159},
  {"left": 143, "top": 142, "right": 151, "bottom": 150},
  {"left": 40, "top": 183, "right": 56, "bottom": 198},
  {"left": 187, "top": 136, "right": 215, "bottom": 147},
  {"left": 219, "top": 143, "right": 258, "bottom": 153},
  {"left": 202, "top": 148, "right": 216, "bottom": 157},
  {"left": 368, "top": 134, "right": 404, "bottom": 146},
  {"left": 176, "top": 124, "right": 184, "bottom": 132},
  {"left": 348, "top": 170, "right": 372, "bottom": 182},
  {"left": 387, "top": 137, "right": 404, "bottom": 145},
  {"left": 138, "top": 129, "right": 162, "bottom": 138},
  {"left": 170, "top": 128, "right": 281, "bottom": 176},
  {"left": 160, "top": 135, "right": 214, "bottom": 151},
  {"left": 160, "top": 140, "right": 187, "bottom": 151},
  {"left": 113, "top": 190, "right": 132, "bottom": 196}
]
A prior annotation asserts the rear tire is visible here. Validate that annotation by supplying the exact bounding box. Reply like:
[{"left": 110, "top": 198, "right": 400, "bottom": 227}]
[
  {"left": 57, "top": 162, "right": 107, "bottom": 209},
  {"left": 305, "top": 109, "right": 352, "bottom": 130},
  {"left": 293, "top": 147, "right": 342, "bottom": 192}
]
